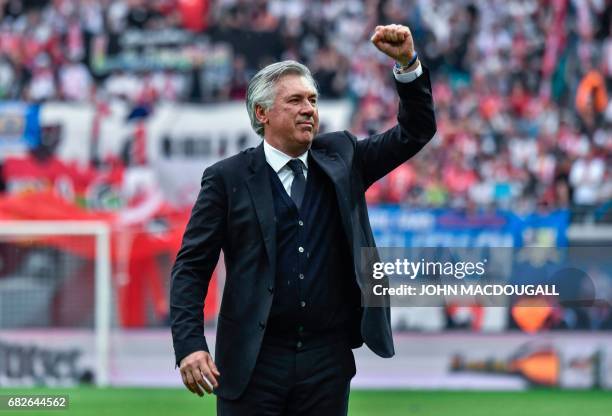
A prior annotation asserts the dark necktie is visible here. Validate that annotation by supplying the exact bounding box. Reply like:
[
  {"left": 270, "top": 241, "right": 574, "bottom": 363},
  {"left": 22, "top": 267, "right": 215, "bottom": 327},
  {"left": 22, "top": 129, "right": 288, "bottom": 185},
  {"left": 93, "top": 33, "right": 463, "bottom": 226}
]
[{"left": 287, "top": 159, "right": 306, "bottom": 208}]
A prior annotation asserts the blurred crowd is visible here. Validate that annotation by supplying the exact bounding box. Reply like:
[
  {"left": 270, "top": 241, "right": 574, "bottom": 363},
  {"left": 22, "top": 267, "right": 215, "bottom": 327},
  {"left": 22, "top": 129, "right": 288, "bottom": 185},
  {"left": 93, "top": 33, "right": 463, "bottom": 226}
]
[{"left": 0, "top": 0, "right": 611, "bottom": 219}]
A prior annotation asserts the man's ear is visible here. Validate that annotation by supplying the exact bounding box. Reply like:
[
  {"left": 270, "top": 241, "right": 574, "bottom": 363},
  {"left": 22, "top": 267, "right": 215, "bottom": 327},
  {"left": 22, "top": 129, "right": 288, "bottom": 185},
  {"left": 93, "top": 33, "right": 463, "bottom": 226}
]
[{"left": 255, "top": 104, "right": 268, "bottom": 125}]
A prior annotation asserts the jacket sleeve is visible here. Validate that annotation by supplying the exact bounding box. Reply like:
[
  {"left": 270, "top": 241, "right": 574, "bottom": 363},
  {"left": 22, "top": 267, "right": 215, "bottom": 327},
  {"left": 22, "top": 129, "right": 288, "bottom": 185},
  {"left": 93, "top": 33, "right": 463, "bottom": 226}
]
[
  {"left": 170, "top": 165, "right": 227, "bottom": 368},
  {"left": 355, "top": 67, "right": 436, "bottom": 189}
]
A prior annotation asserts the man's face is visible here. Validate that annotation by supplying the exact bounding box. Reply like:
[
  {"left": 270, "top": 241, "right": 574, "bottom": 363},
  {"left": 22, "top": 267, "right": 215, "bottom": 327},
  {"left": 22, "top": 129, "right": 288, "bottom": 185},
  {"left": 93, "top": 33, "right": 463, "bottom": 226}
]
[{"left": 258, "top": 74, "right": 319, "bottom": 153}]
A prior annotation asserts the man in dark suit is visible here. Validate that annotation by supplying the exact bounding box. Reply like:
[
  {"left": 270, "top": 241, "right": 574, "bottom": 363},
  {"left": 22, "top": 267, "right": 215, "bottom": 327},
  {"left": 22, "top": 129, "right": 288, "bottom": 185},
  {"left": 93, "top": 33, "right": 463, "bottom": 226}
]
[{"left": 170, "top": 24, "right": 436, "bottom": 415}]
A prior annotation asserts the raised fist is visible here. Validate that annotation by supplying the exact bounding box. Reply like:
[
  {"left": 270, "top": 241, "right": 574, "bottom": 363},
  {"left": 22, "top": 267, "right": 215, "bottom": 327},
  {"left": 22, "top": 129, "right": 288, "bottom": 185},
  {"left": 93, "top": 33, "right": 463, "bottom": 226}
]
[{"left": 371, "top": 24, "right": 415, "bottom": 66}]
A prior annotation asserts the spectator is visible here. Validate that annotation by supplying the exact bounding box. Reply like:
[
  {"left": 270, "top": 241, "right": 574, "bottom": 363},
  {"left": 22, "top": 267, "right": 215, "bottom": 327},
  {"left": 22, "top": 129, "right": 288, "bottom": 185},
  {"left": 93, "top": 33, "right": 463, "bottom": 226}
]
[
  {"left": 576, "top": 65, "right": 609, "bottom": 135},
  {"left": 0, "top": 54, "right": 16, "bottom": 98},
  {"left": 569, "top": 150, "right": 606, "bottom": 208},
  {"left": 58, "top": 57, "right": 92, "bottom": 101},
  {"left": 26, "top": 53, "right": 56, "bottom": 101}
]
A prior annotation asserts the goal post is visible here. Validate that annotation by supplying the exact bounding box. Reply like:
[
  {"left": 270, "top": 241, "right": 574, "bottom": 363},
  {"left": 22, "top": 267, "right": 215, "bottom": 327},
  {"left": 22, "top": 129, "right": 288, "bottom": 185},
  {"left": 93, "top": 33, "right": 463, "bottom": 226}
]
[{"left": 0, "top": 220, "right": 111, "bottom": 387}]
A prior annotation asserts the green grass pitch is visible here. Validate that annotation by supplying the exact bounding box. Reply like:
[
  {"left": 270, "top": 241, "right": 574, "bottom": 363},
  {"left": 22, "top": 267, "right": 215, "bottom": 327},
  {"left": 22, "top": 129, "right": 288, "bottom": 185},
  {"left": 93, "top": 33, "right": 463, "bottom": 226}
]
[{"left": 2, "top": 388, "right": 611, "bottom": 415}]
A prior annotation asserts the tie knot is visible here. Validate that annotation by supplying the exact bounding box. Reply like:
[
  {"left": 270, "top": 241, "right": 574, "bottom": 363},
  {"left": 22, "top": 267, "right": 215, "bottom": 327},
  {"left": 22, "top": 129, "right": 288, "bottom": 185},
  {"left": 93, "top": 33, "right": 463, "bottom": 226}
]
[{"left": 287, "top": 159, "right": 304, "bottom": 175}]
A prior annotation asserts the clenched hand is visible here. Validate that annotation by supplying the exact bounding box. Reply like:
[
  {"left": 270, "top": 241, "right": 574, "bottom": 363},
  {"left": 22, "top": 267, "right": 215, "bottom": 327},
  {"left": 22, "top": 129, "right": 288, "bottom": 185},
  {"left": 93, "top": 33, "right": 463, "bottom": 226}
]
[
  {"left": 179, "top": 350, "right": 220, "bottom": 396},
  {"left": 371, "top": 24, "right": 416, "bottom": 66}
]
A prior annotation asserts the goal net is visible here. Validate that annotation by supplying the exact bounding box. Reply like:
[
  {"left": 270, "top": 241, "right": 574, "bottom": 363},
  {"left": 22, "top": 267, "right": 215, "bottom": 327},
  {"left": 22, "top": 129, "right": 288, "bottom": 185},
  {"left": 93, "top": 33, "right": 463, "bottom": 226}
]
[{"left": 0, "top": 220, "right": 111, "bottom": 387}]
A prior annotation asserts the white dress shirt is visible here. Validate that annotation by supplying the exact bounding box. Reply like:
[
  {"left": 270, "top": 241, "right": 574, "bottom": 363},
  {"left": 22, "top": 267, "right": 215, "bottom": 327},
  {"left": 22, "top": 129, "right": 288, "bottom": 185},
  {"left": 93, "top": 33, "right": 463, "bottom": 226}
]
[
  {"left": 263, "top": 140, "right": 309, "bottom": 195},
  {"left": 394, "top": 61, "right": 423, "bottom": 83},
  {"left": 263, "top": 63, "right": 423, "bottom": 191}
]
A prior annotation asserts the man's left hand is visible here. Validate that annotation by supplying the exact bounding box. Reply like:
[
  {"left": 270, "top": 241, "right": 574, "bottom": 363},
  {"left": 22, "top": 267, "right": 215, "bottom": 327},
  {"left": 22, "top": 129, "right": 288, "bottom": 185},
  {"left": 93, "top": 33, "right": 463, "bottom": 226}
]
[{"left": 371, "top": 24, "right": 415, "bottom": 66}]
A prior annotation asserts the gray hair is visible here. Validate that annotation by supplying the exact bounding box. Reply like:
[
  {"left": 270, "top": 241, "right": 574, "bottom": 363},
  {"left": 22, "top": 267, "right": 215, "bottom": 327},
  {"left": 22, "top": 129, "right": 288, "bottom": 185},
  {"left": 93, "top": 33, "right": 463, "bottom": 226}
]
[{"left": 246, "top": 60, "right": 318, "bottom": 137}]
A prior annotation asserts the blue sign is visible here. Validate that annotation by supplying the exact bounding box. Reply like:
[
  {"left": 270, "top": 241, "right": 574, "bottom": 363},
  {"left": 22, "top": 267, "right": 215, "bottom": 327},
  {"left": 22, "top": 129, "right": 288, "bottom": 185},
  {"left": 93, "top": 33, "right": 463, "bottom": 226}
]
[
  {"left": 0, "top": 102, "right": 41, "bottom": 156},
  {"left": 369, "top": 206, "right": 569, "bottom": 247}
]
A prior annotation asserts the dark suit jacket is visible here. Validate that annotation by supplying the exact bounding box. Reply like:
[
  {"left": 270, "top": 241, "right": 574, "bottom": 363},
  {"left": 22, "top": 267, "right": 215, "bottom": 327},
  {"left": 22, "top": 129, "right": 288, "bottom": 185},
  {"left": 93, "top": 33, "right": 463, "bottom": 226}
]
[{"left": 170, "top": 68, "right": 436, "bottom": 400}]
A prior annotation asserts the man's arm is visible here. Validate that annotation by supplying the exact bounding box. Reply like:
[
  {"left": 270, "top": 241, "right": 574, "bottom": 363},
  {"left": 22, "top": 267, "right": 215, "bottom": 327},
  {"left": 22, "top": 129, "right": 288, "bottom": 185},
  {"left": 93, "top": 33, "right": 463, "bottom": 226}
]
[
  {"left": 356, "top": 24, "right": 436, "bottom": 189},
  {"left": 170, "top": 165, "right": 226, "bottom": 395}
]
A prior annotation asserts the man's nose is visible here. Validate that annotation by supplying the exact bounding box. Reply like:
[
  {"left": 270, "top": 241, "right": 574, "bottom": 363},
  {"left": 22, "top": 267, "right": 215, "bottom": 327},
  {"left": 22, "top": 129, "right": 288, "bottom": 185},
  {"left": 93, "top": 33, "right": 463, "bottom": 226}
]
[{"left": 300, "top": 100, "right": 315, "bottom": 115}]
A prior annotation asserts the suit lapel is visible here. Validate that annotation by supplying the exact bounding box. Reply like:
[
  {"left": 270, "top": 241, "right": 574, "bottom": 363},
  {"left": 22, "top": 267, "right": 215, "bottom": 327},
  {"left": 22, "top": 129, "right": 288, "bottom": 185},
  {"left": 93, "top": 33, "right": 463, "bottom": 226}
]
[
  {"left": 246, "top": 144, "right": 276, "bottom": 268},
  {"left": 309, "top": 147, "right": 354, "bottom": 248},
  {"left": 245, "top": 143, "right": 355, "bottom": 269}
]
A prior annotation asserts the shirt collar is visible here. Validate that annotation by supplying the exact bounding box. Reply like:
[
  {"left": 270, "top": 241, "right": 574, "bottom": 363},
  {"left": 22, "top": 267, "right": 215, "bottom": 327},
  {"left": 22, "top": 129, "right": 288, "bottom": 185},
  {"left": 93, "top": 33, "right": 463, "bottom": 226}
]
[{"left": 263, "top": 140, "right": 309, "bottom": 173}]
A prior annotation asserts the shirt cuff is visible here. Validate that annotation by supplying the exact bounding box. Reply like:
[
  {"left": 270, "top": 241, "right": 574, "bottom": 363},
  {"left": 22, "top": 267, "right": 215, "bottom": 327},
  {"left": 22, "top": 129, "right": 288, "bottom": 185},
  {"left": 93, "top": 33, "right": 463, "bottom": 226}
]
[{"left": 393, "top": 62, "right": 423, "bottom": 83}]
